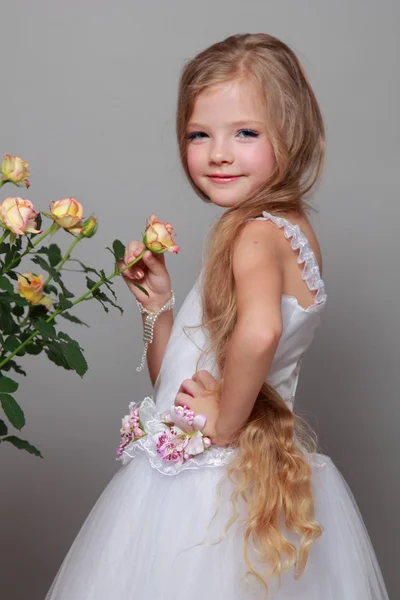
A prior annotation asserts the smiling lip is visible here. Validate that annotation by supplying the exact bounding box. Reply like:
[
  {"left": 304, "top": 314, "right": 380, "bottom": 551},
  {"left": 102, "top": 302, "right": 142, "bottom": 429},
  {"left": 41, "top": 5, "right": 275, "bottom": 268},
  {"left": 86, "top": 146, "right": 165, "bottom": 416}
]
[{"left": 208, "top": 174, "right": 242, "bottom": 183}]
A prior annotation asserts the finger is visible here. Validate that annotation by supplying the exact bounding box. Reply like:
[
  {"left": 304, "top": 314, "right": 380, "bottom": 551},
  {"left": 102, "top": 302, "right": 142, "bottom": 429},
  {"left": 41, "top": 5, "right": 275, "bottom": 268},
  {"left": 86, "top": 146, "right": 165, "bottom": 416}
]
[
  {"left": 179, "top": 378, "right": 204, "bottom": 397},
  {"left": 123, "top": 242, "right": 145, "bottom": 265},
  {"left": 174, "top": 391, "right": 193, "bottom": 408},
  {"left": 142, "top": 250, "right": 167, "bottom": 275},
  {"left": 193, "top": 370, "right": 218, "bottom": 391}
]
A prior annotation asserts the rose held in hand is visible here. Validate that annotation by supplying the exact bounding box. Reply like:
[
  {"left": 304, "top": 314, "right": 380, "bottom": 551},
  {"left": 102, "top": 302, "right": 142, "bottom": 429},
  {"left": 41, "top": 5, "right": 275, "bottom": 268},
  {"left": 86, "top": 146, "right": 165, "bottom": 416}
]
[
  {"left": 0, "top": 154, "right": 31, "bottom": 188},
  {"left": 50, "top": 198, "right": 83, "bottom": 234},
  {"left": 17, "top": 272, "right": 52, "bottom": 309},
  {"left": 0, "top": 197, "right": 42, "bottom": 235},
  {"left": 143, "top": 214, "right": 180, "bottom": 254}
]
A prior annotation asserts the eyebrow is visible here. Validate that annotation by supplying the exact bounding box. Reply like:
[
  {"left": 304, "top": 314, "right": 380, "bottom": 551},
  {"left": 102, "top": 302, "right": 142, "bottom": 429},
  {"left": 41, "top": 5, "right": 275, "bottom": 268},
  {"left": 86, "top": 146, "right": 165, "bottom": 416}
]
[{"left": 188, "top": 120, "right": 264, "bottom": 129}]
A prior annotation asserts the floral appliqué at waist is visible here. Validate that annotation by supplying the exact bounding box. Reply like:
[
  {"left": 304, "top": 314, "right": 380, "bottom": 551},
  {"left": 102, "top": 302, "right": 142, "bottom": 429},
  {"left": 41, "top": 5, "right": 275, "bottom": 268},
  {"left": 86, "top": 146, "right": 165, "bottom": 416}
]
[{"left": 116, "top": 397, "right": 237, "bottom": 476}]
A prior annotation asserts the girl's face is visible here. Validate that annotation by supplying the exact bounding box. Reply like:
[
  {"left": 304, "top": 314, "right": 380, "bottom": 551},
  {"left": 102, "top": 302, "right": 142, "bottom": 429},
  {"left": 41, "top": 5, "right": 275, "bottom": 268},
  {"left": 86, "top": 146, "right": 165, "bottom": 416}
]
[{"left": 186, "top": 78, "right": 275, "bottom": 208}]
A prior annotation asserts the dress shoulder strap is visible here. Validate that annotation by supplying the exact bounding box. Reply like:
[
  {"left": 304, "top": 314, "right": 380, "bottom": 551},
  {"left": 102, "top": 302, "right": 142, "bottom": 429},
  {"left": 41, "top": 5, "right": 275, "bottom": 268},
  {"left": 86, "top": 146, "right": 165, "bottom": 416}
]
[{"left": 250, "top": 211, "right": 327, "bottom": 311}]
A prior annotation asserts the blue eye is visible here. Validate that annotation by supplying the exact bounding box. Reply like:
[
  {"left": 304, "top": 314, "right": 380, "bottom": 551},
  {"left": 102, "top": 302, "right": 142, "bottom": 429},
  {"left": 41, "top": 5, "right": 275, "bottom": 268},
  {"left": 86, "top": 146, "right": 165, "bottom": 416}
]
[
  {"left": 237, "top": 129, "right": 259, "bottom": 138},
  {"left": 186, "top": 132, "right": 208, "bottom": 141}
]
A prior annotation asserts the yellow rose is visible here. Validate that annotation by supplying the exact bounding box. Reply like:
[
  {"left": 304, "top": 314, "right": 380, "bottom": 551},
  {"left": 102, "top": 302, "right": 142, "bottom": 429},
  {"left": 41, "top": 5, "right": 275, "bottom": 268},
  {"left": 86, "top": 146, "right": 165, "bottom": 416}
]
[
  {"left": 143, "top": 214, "right": 180, "bottom": 254},
  {"left": 0, "top": 154, "right": 31, "bottom": 188},
  {"left": 50, "top": 198, "right": 83, "bottom": 233},
  {"left": 0, "top": 197, "right": 42, "bottom": 235},
  {"left": 17, "top": 272, "right": 52, "bottom": 309}
]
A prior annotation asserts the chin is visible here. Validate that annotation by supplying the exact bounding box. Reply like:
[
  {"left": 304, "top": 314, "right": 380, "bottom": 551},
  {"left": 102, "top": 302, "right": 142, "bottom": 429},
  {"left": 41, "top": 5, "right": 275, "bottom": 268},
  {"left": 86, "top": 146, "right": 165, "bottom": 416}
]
[{"left": 208, "top": 196, "right": 243, "bottom": 208}]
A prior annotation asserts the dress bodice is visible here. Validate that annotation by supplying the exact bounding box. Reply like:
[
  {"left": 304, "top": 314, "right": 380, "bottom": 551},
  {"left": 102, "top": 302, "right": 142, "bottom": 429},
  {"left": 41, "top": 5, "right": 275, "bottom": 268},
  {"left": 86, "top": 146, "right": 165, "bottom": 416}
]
[{"left": 154, "top": 211, "right": 327, "bottom": 413}]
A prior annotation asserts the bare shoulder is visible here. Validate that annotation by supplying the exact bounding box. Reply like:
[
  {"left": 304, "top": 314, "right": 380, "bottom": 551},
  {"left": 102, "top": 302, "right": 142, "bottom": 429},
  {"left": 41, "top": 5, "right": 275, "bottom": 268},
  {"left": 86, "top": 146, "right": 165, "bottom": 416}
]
[{"left": 232, "top": 218, "right": 285, "bottom": 276}]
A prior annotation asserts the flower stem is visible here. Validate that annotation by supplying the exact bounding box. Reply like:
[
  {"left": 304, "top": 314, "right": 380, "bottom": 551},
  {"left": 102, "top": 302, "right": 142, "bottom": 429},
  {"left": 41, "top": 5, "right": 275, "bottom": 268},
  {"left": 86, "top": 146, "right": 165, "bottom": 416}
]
[
  {"left": 0, "top": 250, "right": 146, "bottom": 371},
  {"left": 44, "top": 234, "right": 82, "bottom": 286},
  {"left": 2, "top": 224, "right": 55, "bottom": 273}
]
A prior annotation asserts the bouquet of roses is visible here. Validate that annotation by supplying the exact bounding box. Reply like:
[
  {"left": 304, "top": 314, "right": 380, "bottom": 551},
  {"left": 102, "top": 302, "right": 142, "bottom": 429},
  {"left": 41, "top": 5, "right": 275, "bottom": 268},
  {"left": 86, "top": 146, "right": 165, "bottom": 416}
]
[{"left": 0, "top": 154, "right": 179, "bottom": 457}]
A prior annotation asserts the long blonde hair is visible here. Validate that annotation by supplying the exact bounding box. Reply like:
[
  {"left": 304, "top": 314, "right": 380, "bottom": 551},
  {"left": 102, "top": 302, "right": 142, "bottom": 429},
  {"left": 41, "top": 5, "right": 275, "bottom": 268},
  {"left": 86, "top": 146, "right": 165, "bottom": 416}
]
[{"left": 176, "top": 33, "right": 325, "bottom": 593}]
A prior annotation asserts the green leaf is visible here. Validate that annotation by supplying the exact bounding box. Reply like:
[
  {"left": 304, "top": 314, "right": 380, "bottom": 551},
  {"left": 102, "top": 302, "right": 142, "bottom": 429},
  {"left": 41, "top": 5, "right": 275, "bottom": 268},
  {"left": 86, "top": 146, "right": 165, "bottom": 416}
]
[
  {"left": 44, "top": 284, "right": 58, "bottom": 295},
  {"left": 0, "top": 393, "right": 25, "bottom": 429},
  {"left": 3, "top": 336, "right": 22, "bottom": 353},
  {"left": 34, "top": 319, "right": 57, "bottom": 340},
  {"left": 99, "top": 271, "right": 117, "bottom": 300},
  {"left": 59, "top": 341, "right": 88, "bottom": 377},
  {"left": 0, "top": 305, "right": 17, "bottom": 335},
  {"left": 59, "top": 312, "right": 89, "bottom": 327},
  {"left": 0, "top": 361, "right": 27, "bottom": 376},
  {"left": 133, "top": 282, "right": 149, "bottom": 297},
  {"left": 0, "top": 418, "right": 8, "bottom": 436},
  {"left": 57, "top": 295, "right": 73, "bottom": 310},
  {"left": 12, "top": 304, "right": 25, "bottom": 317},
  {"left": 68, "top": 259, "right": 99, "bottom": 275},
  {"left": 25, "top": 343, "right": 43, "bottom": 355},
  {"left": 112, "top": 239, "right": 125, "bottom": 262},
  {"left": 6, "top": 270, "right": 18, "bottom": 281},
  {"left": 44, "top": 342, "right": 72, "bottom": 370},
  {"left": 0, "top": 242, "right": 10, "bottom": 255},
  {"left": 37, "top": 243, "right": 62, "bottom": 267},
  {"left": 31, "top": 255, "right": 60, "bottom": 281},
  {"left": 1, "top": 435, "right": 42, "bottom": 458},
  {"left": 35, "top": 213, "right": 42, "bottom": 232},
  {"left": 0, "top": 375, "right": 19, "bottom": 393},
  {"left": 93, "top": 291, "right": 123, "bottom": 315},
  {"left": 0, "top": 291, "right": 29, "bottom": 306},
  {"left": 31, "top": 255, "right": 73, "bottom": 297},
  {"left": 86, "top": 276, "right": 97, "bottom": 289},
  {"left": 0, "top": 275, "right": 13, "bottom": 293}
]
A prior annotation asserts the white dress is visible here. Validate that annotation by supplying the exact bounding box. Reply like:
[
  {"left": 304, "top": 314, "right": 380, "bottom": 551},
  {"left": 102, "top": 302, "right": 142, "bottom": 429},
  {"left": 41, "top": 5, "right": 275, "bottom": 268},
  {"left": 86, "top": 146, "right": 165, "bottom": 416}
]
[{"left": 45, "top": 211, "right": 389, "bottom": 600}]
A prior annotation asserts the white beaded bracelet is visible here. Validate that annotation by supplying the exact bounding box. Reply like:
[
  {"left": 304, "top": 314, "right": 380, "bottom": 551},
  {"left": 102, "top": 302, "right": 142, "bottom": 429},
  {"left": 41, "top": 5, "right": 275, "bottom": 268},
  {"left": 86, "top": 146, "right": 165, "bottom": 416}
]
[{"left": 135, "top": 291, "right": 175, "bottom": 372}]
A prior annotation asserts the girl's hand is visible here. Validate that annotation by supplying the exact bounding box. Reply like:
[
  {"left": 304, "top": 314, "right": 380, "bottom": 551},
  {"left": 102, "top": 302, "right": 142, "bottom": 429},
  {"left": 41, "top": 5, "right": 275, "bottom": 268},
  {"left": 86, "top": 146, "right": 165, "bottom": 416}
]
[
  {"left": 174, "top": 370, "right": 222, "bottom": 443},
  {"left": 118, "top": 241, "right": 172, "bottom": 311}
]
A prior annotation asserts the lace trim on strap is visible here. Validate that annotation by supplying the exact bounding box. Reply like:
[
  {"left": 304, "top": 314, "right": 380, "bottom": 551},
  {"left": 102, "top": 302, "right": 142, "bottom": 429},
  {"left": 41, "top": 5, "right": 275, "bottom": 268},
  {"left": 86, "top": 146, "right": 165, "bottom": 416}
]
[{"left": 253, "top": 211, "right": 327, "bottom": 312}]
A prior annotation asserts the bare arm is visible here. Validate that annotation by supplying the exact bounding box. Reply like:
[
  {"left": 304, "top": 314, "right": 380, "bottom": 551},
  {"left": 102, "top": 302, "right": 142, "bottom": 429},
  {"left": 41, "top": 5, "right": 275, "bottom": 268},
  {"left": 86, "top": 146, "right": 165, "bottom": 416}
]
[
  {"left": 143, "top": 308, "right": 173, "bottom": 386},
  {"left": 119, "top": 243, "right": 174, "bottom": 387},
  {"left": 214, "top": 221, "right": 284, "bottom": 444}
]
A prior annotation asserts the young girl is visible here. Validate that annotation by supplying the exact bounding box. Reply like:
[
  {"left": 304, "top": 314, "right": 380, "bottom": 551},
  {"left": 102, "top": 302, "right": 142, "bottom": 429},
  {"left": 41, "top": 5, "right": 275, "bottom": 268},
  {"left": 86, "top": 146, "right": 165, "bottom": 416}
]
[{"left": 45, "top": 33, "right": 389, "bottom": 599}]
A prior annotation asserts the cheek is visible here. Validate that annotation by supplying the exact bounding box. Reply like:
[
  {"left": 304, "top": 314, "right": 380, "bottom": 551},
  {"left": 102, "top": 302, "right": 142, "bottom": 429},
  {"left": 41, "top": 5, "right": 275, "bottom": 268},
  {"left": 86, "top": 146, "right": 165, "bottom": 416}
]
[
  {"left": 186, "top": 146, "right": 204, "bottom": 181},
  {"left": 242, "top": 141, "right": 275, "bottom": 179}
]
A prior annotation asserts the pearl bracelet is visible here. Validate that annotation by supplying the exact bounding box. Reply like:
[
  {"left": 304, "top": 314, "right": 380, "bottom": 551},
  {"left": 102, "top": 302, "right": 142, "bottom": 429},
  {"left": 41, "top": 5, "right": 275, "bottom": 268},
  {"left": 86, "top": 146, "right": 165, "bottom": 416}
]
[{"left": 135, "top": 291, "right": 175, "bottom": 372}]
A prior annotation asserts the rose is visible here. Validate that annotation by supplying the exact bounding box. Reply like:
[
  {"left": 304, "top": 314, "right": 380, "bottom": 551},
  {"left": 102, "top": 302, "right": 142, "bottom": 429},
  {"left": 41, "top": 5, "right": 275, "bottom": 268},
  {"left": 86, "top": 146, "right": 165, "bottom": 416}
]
[
  {"left": 50, "top": 198, "right": 83, "bottom": 233},
  {"left": 143, "top": 214, "right": 180, "bottom": 254},
  {"left": 0, "top": 197, "right": 42, "bottom": 235},
  {"left": 17, "top": 272, "right": 52, "bottom": 309},
  {"left": 80, "top": 216, "right": 97, "bottom": 238},
  {"left": 0, "top": 154, "right": 31, "bottom": 188}
]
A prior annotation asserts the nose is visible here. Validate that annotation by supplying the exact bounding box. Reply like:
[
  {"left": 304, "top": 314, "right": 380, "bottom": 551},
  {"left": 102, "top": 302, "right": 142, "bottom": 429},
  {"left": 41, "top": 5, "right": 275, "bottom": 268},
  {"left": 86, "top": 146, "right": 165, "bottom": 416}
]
[{"left": 209, "top": 138, "right": 234, "bottom": 166}]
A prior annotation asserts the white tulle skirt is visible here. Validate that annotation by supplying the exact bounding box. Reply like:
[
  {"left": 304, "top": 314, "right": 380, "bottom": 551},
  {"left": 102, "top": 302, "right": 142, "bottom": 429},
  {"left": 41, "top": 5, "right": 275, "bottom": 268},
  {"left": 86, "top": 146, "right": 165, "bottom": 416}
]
[{"left": 45, "top": 450, "right": 388, "bottom": 600}]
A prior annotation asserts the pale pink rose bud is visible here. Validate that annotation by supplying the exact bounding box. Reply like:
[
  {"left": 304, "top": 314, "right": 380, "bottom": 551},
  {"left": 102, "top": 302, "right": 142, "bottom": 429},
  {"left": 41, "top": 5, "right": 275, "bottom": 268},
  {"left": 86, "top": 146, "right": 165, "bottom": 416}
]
[
  {"left": 17, "top": 272, "right": 52, "bottom": 309},
  {"left": 143, "top": 214, "right": 180, "bottom": 254},
  {"left": 50, "top": 198, "right": 84, "bottom": 233},
  {"left": 203, "top": 437, "right": 212, "bottom": 448},
  {"left": 0, "top": 197, "right": 42, "bottom": 235},
  {"left": 1, "top": 154, "right": 31, "bottom": 188},
  {"left": 133, "top": 427, "right": 143, "bottom": 438}
]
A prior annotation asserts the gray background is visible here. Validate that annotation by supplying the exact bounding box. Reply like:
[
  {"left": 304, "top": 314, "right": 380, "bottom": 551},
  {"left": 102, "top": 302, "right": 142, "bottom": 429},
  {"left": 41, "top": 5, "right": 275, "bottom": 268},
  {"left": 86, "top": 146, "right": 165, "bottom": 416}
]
[{"left": 0, "top": 1, "right": 398, "bottom": 599}]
